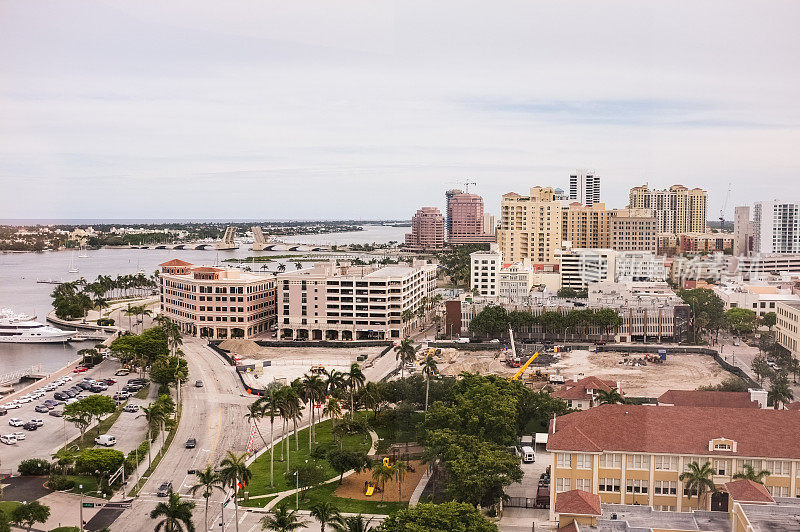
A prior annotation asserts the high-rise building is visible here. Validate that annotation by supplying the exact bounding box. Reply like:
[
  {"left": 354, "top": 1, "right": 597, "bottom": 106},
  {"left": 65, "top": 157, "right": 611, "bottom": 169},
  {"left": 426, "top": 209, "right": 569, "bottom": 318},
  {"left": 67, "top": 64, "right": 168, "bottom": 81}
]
[
  {"left": 469, "top": 243, "right": 502, "bottom": 298},
  {"left": 445, "top": 188, "right": 462, "bottom": 238},
  {"left": 483, "top": 213, "right": 497, "bottom": 236},
  {"left": 562, "top": 202, "right": 612, "bottom": 249},
  {"left": 497, "top": 187, "right": 564, "bottom": 263},
  {"left": 753, "top": 201, "right": 800, "bottom": 254},
  {"left": 734, "top": 206, "right": 754, "bottom": 256},
  {"left": 610, "top": 208, "right": 658, "bottom": 253},
  {"left": 404, "top": 207, "right": 445, "bottom": 250},
  {"left": 628, "top": 184, "right": 707, "bottom": 234},
  {"left": 446, "top": 191, "right": 495, "bottom": 243},
  {"left": 569, "top": 171, "right": 601, "bottom": 206}
]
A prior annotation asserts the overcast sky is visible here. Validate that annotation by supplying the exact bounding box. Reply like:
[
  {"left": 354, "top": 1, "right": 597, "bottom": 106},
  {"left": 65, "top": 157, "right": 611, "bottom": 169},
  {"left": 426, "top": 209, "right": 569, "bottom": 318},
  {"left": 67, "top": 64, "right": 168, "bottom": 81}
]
[{"left": 1, "top": 1, "right": 799, "bottom": 221}]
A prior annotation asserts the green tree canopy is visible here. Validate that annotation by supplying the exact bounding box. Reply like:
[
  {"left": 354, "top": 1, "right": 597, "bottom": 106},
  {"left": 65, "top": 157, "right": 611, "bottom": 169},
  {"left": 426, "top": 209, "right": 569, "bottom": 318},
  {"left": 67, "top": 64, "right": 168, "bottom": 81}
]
[
  {"left": 74, "top": 448, "right": 125, "bottom": 476},
  {"left": 468, "top": 306, "right": 509, "bottom": 338},
  {"left": 678, "top": 288, "right": 725, "bottom": 342},
  {"left": 724, "top": 308, "right": 758, "bottom": 335},
  {"left": 10, "top": 502, "right": 50, "bottom": 532},
  {"left": 377, "top": 502, "right": 497, "bottom": 532}
]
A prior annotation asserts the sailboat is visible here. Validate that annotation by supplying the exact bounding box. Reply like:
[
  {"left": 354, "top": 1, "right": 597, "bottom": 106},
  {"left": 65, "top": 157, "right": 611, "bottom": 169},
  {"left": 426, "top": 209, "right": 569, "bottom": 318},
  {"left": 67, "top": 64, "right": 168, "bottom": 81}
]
[
  {"left": 68, "top": 252, "right": 79, "bottom": 274},
  {"left": 78, "top": 244, "right": 88, "bottom": 258}
]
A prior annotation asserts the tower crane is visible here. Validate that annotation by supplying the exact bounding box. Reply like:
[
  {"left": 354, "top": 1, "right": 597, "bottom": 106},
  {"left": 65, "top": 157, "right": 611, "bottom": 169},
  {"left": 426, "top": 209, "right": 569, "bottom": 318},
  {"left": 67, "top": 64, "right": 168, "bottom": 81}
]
[
  {"left": 719, "top": 182, "right": 732, "bottom": 230},
  {"left": 463, "top": 181, "right": 476, "bottom": 193}
]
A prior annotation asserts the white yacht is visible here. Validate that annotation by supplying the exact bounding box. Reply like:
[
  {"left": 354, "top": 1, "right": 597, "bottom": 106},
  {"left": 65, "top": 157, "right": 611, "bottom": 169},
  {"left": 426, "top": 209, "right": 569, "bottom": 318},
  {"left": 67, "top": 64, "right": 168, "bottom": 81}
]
[{"left": 0, "top": 310, "right": 75, "bottom": 343}]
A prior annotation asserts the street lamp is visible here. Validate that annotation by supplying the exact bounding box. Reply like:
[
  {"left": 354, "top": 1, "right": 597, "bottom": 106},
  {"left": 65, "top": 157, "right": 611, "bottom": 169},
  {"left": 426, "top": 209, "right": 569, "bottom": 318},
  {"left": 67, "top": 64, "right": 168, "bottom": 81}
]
[{"left": 78, "top": 484, "right": 84, "bottom": 532}]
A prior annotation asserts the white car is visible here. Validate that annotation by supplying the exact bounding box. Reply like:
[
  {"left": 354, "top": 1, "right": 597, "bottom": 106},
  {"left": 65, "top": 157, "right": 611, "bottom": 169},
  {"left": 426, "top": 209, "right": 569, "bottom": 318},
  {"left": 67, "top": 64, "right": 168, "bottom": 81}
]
[
  {"left": 0, "top": 434, "right": 17, "bottom": 445},
  {"left": 17, "top": 396, "right": 32, "bottom": 404},
  {"left": 3, "top": 402, "right": 20, "bottom": 410},
  {"left": 12, "top": 431, "right": 26, "bottom": 440},
  {"left": 65, "top": 398, "right": 78, "bottom": 405},
  {"left": 8, "top": 418, "right": 24, "bottom": 427},
  {"left": 31, "top": 419, "right": 44, "bottom": 427}
]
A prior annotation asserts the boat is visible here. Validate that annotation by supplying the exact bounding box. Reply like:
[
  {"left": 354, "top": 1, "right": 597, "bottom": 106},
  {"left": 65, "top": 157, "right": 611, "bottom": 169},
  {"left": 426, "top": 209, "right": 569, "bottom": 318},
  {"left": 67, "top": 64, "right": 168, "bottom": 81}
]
[
  {"left": 78, "top": 245, "right": 88, "bottom": 258},
  {"left": 0, "top": 310, "right": 75, "bottom": 343},
  {"left": 67, "top": 252, "right": 79, "bottom": 274}
]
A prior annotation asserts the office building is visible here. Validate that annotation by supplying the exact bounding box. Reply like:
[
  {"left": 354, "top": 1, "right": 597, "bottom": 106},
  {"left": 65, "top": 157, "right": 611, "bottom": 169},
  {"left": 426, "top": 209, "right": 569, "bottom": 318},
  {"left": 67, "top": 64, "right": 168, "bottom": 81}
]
[
  {"left": 158, "top": 259, "right": 277, "bottom": 339},
  {"left": 615, "top": 251, "right": 667, "bottom": 282},
  {"left": 776, "top": 301, "right": 800, "bottom": 357},
  {"left": 404, "top": 207, "right": 445, "bottom": 251},
  {"left": 611, "top": 208, "right": 658, "bottom": 253},
  {"left": 562, "top": 202, "right": 612, "bottom": 249},
  {"left": 629, "top": 184, "right": 707, "bottom": 234},
  {"left": 276, "top": 260, "right": 437, "bottom": 341},
  {"left": 498, "top": 261, "right": 535, "bottom": 303},
  {"left": 483, "top": 213, "right": 497, "bottom": 236},
  {"left": 445, "top": 191, "right": 495, "bottom": 244},
  {"left": 713, "top": 282, "right": 800, "bottom": 317},
  {"left": 497, "top": 187, "right": 564, "bottom": 263},
  {"left": 569, "top": 171, "right": 601, "bottom": 206},
  {"left": 734, "top": 206, "right": 754, "bottom": 256},
  {"left": 753, "top": 201, "right": 800, "bottom": 254},
  {"left": 469, "top": 244, "right": 502, "bottom": 298},
  {"left": 557, "top": 248, "right": 617, "bottom": 291}
]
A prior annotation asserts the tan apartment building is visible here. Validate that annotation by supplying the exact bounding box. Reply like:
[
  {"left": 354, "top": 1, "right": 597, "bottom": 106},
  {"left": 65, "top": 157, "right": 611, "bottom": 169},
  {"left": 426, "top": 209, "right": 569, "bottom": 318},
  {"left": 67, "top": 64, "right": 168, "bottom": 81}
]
[
  {"left": 276, "top": 260, "right": 437, "bottom": 340},
  {"left": 562, "top": 202, "right": 612, "bottom": 249},
  {"left": 497, "top": 187, "right": 563, "bottom": 263},
  {"left": 404, "top": 207, "right": 445, "bottom": 251},
  {"left": 158, "top": 259, "right": 277, "bottom": 339},
  {"left": 548, "top": 404, "right": 800, "bottom": 522},
  {"left": 776, "top": 300, "right": 800, "bottom": 357},
  {"left": 611, "top": 208, "right": 658, "bottom": 253},
  {"left": 629, "top": 184, "right": 707, "bottom": 234}
]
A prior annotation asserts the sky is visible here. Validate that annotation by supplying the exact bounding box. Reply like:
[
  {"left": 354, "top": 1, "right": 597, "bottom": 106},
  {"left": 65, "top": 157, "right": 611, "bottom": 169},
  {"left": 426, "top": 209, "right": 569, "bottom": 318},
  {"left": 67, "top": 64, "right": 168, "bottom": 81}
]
[{"left": 1, "top": 0, "right": 799, "bottom": 221}]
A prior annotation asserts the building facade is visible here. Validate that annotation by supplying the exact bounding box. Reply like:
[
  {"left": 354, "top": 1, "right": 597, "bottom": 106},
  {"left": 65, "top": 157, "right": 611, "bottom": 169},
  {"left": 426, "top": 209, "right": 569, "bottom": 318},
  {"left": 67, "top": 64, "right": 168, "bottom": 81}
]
[
  {"left": 276, "top": 260, "right": 437, "bottom": 340},
  {"left": 569, "top": 171, "right": 601, "bottom": 206},
  {"left": 610, "top": 208, "right": 658, "bottom": 253},
  {"left": 629, "top": 184, "right": 707, "bottom": 234},
  {"left": 615, "top": 251, "right": 667, "bottom": 282},
  {"left": 498, "top": 261, "right": 534, "bottom": 303},
  {"left": 562, "top": 202, "right": 612, "bottom": 249},
  {"left": 557, "top": 248, "right": 618, "bottom": 291},
  {"left": 753, "top": 201, "right": 800, "bottom": 254},
  {"left": 734, "top": 206, "right": 754, "bottom": 257},
  {"left": 776, "top": 301, "right": 800, "bottom": 357},
  {"left": 404, "top": 207, "right": 445, "bottom": 250},
  {"left": 469, "top": 244, "right": 502, "bottom": 298},
  {"left": 497, "top": 187, "right": 564, "bottom": 263},
  {"left": 445, "top": 191, "right": 495, "bottom": 244},
  {"left": 713, "top": 283, "right": 800, "bottom": 318},
  {"left": 158, "top": 259, "right": 277, "bottom": 339}
]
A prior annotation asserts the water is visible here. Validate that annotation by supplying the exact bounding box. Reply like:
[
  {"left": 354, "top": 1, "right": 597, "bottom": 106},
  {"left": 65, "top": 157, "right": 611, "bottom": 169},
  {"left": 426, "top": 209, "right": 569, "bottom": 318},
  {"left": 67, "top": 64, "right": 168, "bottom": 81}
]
[{"left": 0, "top": 225, "right": 407, "bottom": 372}]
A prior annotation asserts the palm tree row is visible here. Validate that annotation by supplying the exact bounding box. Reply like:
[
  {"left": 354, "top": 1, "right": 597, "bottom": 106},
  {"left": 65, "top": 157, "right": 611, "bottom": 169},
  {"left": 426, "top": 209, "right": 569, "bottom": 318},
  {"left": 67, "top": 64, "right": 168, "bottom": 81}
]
[{"left": 262, "top": 503, "right": 375, "bottom": 532}]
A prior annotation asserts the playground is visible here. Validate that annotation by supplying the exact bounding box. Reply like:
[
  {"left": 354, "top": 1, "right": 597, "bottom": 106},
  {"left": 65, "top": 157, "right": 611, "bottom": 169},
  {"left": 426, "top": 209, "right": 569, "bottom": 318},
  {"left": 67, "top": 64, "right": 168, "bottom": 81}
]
[{"left": 333, "top": 459, "right": 427, "bottom": 502}]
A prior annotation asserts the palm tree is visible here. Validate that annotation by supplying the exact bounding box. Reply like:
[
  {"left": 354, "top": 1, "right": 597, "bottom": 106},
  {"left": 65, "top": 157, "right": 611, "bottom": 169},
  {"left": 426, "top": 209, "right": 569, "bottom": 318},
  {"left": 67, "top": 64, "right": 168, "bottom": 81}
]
[
  {"left": 345, "top": 363, "right": 366, "bottom": 418},
  {"left": 330, "top": 515, "right": 374, "bottom": 532},
  {"left": 371, "top": 462, "right": 394, "bottom": 505},
  {"left": 277, "top": 263, "right": 287, "bottom": 273},
  {"left": 255, "top": 390, "right": 280, "bottom": 487},
  {"left": 733, "top": 464, "right": 771, "bottom": 484},
  {"left": 393, "top": 460, "right": 408, "bottom": 502},
  {"left": 309, "top": 501, "right": 340, "bottom": 532},
  {"left": 138, "top": 404, "right": 165, "bottom": 467},
  {"left": 260, "top": 506, "right": 307, "bottom": 531},
  {"left": 324, "top": 369, "right": 346, "bottom": 395},
  {"left": 323, "top": 397, "right": 342, "bottom": 429},
  {"left": 300, "top": 375, "right": 325, "bottom": 447},
  {"left": 294, "top": 261, "right": 303, "bottom": 270},
  {"left": 679, "top": 461, "right": 716, "bottom": 510},
  {"left": 768, "top": 373, "right": 794, "bottom": 409},
  {"left": 189, "top": 465, "right": 223, "bottom": 530},
  {"left": 246, "top": 401, "right": 270, "bottom": 451},
  {"left": 219, "top": 451, "right": 252, "bottom": 532},
  {"left": 400, "top": 309, "right": 415, "bottom": 335},
  {"left": 420, "top": 353, "right": 437, "bottom": 412},
  {"left": 595, "top": 388, "right": 625, "bottom": 406},
  {"left": 149, "top": 490, "right": 196, "bottom": 532},
  {"left": 394, "top": 337, "right": 416, "bottom": 379}
]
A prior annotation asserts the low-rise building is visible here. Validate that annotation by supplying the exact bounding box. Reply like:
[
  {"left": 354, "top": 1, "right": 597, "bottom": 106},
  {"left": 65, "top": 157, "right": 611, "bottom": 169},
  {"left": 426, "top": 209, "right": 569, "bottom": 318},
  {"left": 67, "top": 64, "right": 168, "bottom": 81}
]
[
  {"left": 614, "top": 251, "right": 666, "bottom": 282},
  {"left": 158, "top": 259, "right": 277, "bottom": 339},
  {"left": 776, "top": 300, "right": 800, "bottom": 358},
  {"left": 498, "top": 261, "right": 534, "bottom": 303},
  {"left": 713, "top": 282, "right": 800, "bottom": 317},
  {"left": 552, "top": 376, "right": 620, "bottom": 411},
  {"left": 276, "top": 260, "right": 437, "bottom": 340}
]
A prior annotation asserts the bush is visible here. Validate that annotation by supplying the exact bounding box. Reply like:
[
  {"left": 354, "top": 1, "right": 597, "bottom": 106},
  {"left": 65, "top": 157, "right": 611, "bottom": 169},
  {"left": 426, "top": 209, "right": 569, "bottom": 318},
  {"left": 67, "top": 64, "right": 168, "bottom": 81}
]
[
  {"left": 96, "top": 318, "right": 115, "bottom": 326},
  {"left": 47, "top": 475, "right": 75, "bottom": 491},
  {"left": 18, "top": 459, "right": 51, "bottom": 476}
]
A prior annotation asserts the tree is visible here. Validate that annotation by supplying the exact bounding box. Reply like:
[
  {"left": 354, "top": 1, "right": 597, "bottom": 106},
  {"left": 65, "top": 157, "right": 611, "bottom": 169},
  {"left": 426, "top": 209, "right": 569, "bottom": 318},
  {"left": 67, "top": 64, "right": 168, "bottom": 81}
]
[
  {"left": 592, "top": 308, "right": 622, "bottom": 340},
  {"left": 557, "top": 287, "right": 578, "bottom": 299},
  {"left": 762, "top": 312, "right": 777, "bottom": 331},
  {"left": 376, "top": 502, "right": 497, "bottom": 532},
  {"left": 394, "top": 337, "right": 416, "bottom": 379},
  {"left": 331, "top": 515, "right": 375, "bottom": 532},
  {"left": 371, "top": 462, "right": 394, "bottom": 505},
  {"left": 595, "top": 388, "right": 625, "bottom": 405},
  {"left": 537, "top": 311, "right": 565, "bottom": 338},
  {"left": 10, "top": 502, "right": 50, "bottom": 532},
  {"left": 149, "top": 490, "right": 196, "bottom": 532},
  {"left": 63, "top": 395, "right": 116, "bottom": 442},
  {"left": 393, "top": 460, "right": 408, "bottom": 502},
  {"left": 254, "top": 389, "right": 281, "bottom": 487},
  {"left": 139, "top": 403, "right": 167, "bottom": 467},
  {"left": 284, "top": 462, "right": 326, "bottom": 494},
  {"left": 345, "top": 363, "right": 366, "bottom": 418},
  {"left": 678, "top": 288, "right": 725, "bottom": 343},
  {"left": 189, "top": 465, "right": 223, "bottom": 531},
  {"left": 309, "top": 501, "right": 340, "bottom": 532},
  {"left": 507, "top": 310, "right": 535, "bottom": 332},
  {"left": 219, "top": 451, "right": 252, "bottom": 532},
  {"left": 421, "top": 353, "right": 438, "bottom": 413},
  {"left": 724, "top": 308, "right": 758, "bottom": 336},
  {"left": 0, "top": 509, "right": 10, "bottom": 532},
  {"left": 751, "top": 356, "right": 773, "bottom": 386},
  {"left": 150, "top": 355, "right": 189, "bottom": 388},
  {"left": 733, "top": 464, "right": 771, "bottom": 484},
  {"left": 679, "top": 461, "right": 715, "bottom": 510},
  {"left": 74, "top": 448, "right": 125, "bottom": 478},
  {"left": 768, "top": 372, "right": 794, "bottom": 409},
  {"left": 327, "top": 449, "right": 371, "bottom": 485},
  {"left": 468, "top": 306, "right": 509, "bottom": 339},
  {"left": 260, "top": 506, "right": 307, "bottom": 532}
]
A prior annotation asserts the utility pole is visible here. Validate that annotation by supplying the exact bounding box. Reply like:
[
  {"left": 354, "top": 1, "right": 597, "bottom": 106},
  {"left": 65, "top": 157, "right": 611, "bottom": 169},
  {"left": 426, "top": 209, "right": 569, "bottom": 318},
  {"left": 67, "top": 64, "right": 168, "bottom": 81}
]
[{"left": 79, "top": 485, "right": 84, "bottom": 532}]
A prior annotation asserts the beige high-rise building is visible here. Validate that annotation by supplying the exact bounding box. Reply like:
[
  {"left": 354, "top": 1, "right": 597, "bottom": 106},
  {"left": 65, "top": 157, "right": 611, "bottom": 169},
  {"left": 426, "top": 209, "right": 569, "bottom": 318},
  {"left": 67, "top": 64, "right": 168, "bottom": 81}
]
[
  {"left": 497, "top": 187, "right": 563, "bottom": 263},
  {"left": 628, "top": 184, "right": 707, "bottom": 234},
  {"left": 562, "top": 202, "right": 612, "bottom": 249},
  {"left": 733, "top": 206, "right": 754, "bottom": 256},
  {"left": 611, "top": 208, "right": 657, "bottom": 252}
]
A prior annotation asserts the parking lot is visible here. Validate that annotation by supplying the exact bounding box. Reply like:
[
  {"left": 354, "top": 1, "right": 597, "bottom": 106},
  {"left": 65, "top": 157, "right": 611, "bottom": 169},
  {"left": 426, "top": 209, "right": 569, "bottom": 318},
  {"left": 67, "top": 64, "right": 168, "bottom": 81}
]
[{"left": 0, "top": 358, "right": 149, "bottom": 473}]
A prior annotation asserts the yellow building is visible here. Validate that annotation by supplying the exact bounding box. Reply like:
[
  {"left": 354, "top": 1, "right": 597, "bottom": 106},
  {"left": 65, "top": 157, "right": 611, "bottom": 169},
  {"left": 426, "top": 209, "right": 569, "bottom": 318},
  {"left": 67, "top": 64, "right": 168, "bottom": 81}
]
[
  {"left": 776, "top": 300, "right": 800, "bottom": 357},
  {"left": 497, "top": 187, "right": 564, "bottom": 263},
  {"left": 629, "top": 184, "right": 707, "bottom": 234},
  {"left": 562, "top": 202, "right": 612, "bottom": 249},
  {"left": 547, "top": 404, "right": 800, "bottom": 521}
]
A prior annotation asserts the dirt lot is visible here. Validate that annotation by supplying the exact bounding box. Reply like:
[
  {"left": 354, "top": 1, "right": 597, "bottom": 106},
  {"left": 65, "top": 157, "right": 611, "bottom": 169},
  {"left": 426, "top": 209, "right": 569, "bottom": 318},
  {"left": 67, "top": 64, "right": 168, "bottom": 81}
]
[
  {"left": 436, "top": 347, "right": 516, "bottom": 377},
  {"left": 548, "top": 349, "right": 729, "bottom": 397},
  {"left": 333, "top": 460, "right": 426, "bottom": 502}
]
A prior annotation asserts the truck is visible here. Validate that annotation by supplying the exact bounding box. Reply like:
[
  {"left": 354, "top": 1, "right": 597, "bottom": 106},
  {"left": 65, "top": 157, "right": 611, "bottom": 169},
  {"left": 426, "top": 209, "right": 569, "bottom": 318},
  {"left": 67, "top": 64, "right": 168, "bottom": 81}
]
[{"left": 95, "top": 434, "right": 116, "bottom": 447}]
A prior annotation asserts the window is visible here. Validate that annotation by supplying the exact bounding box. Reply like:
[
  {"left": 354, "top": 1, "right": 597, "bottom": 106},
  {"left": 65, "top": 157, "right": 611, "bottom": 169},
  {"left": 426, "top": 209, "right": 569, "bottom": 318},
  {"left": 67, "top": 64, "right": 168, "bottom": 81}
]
[
  {"left": 684, "top": 457, "right": 704, "bottom": 472},
  {"left": 599, "top": 454, "right": 622, "bottom": 469},
  {"left": 556, "top": 454, "right": 570, "bottom": 469},
  {"left": 654, "top": 456, "right": 678, "bottom": 471},
  {"left": 627, "top": 454, "right": 649, "bottom": 470},
  {"left": 654, "top": 480, "right": 678, "bottom": 495},
  {"left": 713, "top": 459, "right": 728, "bottom": 476},
  {"left": 713, "top": 442, "right": 732, "bottom": 451},
  {"left": 655, "top": 505, "right": 676, "bottom": 512},
  {"left": 767, "top": 485, "right": 790, "bottom": 498},
  {"left": 556, "top": 478, "right": 571, "bottom": 492},
  {"left": 626, "top": 479, "right": 649, "bottom": 494},
  {"left": 576, "top": 454, "right": 592, "bottom": 470},
  {"left": 575, "top": 478, "right": 591, "bottom": 491},
  {"left": 738, "top": 459, "right": 759, "bottom": 473},
  {"left": 765, "top": 460, "right": 791, "bottom": 476},
  {"left": 599, "top": 478, "right": 620, "bottom": 492}
]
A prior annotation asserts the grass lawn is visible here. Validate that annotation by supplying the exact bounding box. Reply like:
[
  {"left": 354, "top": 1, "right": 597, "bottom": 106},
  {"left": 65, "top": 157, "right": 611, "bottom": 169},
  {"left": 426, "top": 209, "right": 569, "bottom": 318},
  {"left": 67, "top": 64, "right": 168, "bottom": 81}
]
[
  {"left": 66, "top": 475, "right": 100, "bottom": 496},
  {"left": 134, "top": 383, "right": 151, "bottom": 400},
  {"left": 244, "top": 419, "right": 372, "bottom": 498},
  {"left": 273, "top": 482, "right": 407, "bottom": 515},
  {"left": 239, "top": 495, "right": 277, "bottom": 508},
  {"left": 365, "top": 411, "right": 425, "bottom": 445},
  {"left": 0, "top": 501, "right": 21, "bottom": 515}
]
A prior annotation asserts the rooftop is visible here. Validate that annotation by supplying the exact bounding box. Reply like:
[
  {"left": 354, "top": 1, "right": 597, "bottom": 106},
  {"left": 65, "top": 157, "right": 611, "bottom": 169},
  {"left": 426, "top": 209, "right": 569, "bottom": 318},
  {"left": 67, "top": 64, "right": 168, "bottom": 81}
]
[
  {"left": 555, "top": 489, "right": 602, "bottom": 516},
  {"left": 725, "top": 479, "right": 774, "bottom": 504},
  {"left": 547, "top": 404, "right": 800, "bottom": 459},
  {"left": 738, "top": 499, "right": 800, "bottom": 531},
  {"left": 657, "top": 390, "right": 760, "bottom": 409}
]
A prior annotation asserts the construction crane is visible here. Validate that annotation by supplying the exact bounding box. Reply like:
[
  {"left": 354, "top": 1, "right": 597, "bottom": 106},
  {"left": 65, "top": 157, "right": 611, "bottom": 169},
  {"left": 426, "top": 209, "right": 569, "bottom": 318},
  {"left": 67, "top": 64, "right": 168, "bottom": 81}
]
[
  {"left": 509, "top": 326, "right": 540, "bottom": 380},
  {"left": 463, "top": 181, "right": 476, "bottom": 193},
  {"left": 719, "top": 182, "right": 732, "bottom": 230}
]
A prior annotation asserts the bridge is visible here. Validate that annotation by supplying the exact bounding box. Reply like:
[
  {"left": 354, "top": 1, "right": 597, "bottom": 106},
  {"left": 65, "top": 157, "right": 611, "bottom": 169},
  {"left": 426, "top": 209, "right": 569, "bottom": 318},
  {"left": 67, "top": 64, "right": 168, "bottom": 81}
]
[{"left": 251, "top": 226, "right": 269, "bottom": 250}]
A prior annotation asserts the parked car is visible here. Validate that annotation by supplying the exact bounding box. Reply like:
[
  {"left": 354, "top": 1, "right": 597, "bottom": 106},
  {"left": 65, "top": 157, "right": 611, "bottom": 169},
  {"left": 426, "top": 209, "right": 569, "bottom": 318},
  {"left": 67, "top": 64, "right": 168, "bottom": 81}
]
[
  {"left": 90, "top": 385, "right": 107, "bottom": 393},
  {"left": 122, "top": 404, "right": 139, "bottom": 413},
  {"left": 0, "top": 434, "right": 17, "bottom": 445},
  {"left": 31, "top": 418, "right": 44, "bottom": 427},
  {"left": 114, "top": 369, "right": 130, "bottom": 376},
  {"left": 73, "top": 367, "right": 88, "bottom": 373},
  {"left": 35, "top": 405, "right": 50, "bottom": 413},
  {"left": 17, "top": 396, "right": 32, "bottom": 403},
  {"left": 53, "top": 392, "right": 67, "bottom": 401},
  {"left": 185, "top": 438, "right": 197, "bottom": 448},
  {"left": 8, "top": 418, "right": 24, "bottom": 427},
  {"left": 195, "top": 380, "right": 204, "bottom": 388},
  {"left": 104, "top": 378, "right": 117, "bottom": 385},
  {"left": 114, "top": 391, "right": 132, "bottom": 400},
  {"left": 77, "top": 382, "right": 93, "bottom": 390},
  {"left": 4, "top": 402, "right": 20, "bottom": 410},
  {"left": 65, "top": 398, "right": 78, "bottom": 405},
  {"left": 13, "top": 431, "right": 26, "bottom": 440},
  {"left": 49, "top": 410, "right": 63, "bottom": 417},
  {"left": 23, "top": 422, "right": 38, "bottom": 431},
  {"left": 157, "top": 481, "right": 173, "bottom": 497},
  {"left": 0, "top": 408, "right": 7, "bottom": 417}
]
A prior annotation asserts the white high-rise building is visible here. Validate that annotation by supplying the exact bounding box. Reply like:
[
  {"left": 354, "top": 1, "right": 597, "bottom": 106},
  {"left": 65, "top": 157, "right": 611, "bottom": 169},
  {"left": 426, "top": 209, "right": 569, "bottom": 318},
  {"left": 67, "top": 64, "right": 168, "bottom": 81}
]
[
  {"left": 556, "top": 248, "right": 617, "bottom": 291},
  {"left": 753, "top": 201, "right": 800, "bottom": 254},
  {"left": 470, "top": 243, "right": 502, "bottom": 298},
  {"left": 569, "top": 171, "right": 601, "bottom": 206}
]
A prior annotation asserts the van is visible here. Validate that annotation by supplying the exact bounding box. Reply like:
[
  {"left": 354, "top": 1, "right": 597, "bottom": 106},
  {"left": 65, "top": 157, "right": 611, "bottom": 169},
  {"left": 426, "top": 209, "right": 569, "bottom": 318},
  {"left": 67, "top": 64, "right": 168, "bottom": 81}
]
[
  {"left": 521, "top": 445, "right": 535, "bottom": 463},
  {"left": 95, "top": 434, "right": 117, "bottom": 447},
  {"left": 457, "top": 338, "right": 470, "bottom": 344},
  {"left": 0, "top": 434, "right": 17, "bottom": 445}
]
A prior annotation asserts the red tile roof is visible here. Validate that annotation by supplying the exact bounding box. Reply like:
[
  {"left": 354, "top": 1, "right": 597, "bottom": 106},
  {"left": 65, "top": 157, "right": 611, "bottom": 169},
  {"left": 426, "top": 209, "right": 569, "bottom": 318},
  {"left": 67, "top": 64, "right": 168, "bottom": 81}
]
[
  {"left": 658, "top": 390, "right": 759, "bottom": 409},
  {"left": 547, "top": 404, "right": 800, "bottom": 459},
  {"left": 786, "top": 402, "right": 800, "bottom": 411},
  {"left": 555, "top": 489, "right": 602, "bottom": 516},
  {"left": 159, "top": 259, "right": 193, "bottom": 267},
  {"left": 192, "top": 267, "right": 223, "bottom": 273},
  {"left": 552, "top": 376, "right": 617, "bottom": 401},
  {"left": 558, "top": 522, "right": 580, "bottom": 532},
  {"left": 724, "top": 479, "right": 774, "bottom": 504}
]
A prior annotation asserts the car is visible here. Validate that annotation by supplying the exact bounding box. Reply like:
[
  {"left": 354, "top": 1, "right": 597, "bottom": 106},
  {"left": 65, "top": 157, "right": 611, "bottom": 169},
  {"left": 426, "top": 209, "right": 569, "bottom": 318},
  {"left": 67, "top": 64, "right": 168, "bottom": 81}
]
[
  {"left": 49, "top": 410, "right": 63, "bottom": 417},
  {"left": 90, "top": 385, "right": 107, "bottom": 393},
  {"left": 74, "top": 367, "right": 88, "bottom": 373},
  {"left": 0, "top": 434, "right": 17, "bottom": 445},
  {"left": 114, "top": 369, "right": 130, "bottom": 376},
  {"left": 185, "top": 438, "right": 197, "bottom": 448},
  {"left": 53, "top": 392, "right": 67, "bottom": 401},
  {"left": 13, "top": 431, "right": 26, "bottom": 440},
  {"left": 156, "top": 481, "right": 173, "bottom": 497},
  {"left": 31, "top": 418, "right": 44, "bottom": 427},
  {"left": 22, "top": 422, "right": 38, "bottom": 431},
  {"left": 17, "top": 396, "right": 32, "bottom": 404},
  {"left": 65, "top": 398, "right": 78, "bottom": 405},
  {"left": 44, "top": 399, "right": 58, "bottom": 405},
  {"left": 195, "top": 380, "right": 204, "bottom": 388},
  {"left": 0, "top": 408, "right": 7, "bottom": 417},
  {"left": 63, "top": 390, "right": 76, "bottom": 398},
  {"left": 95, "top": 434, "right": 116, "bottom": 447},
  {"left": 114, "top": 391, "right": 132, "bottom": 400},
  {"left": 8, "top": 418, "right": 24, "bottom": 427},
  {"left": 104, "top": 378, "right": 117, "bottom": 385},
  {"left": 128, "top": 378, "right": 148, "bottom": 385},
  {"left": 122, "top": 404, "right": 139, "bottom": 413},
  {"left": 44, "top": 383, "right": 57, "bottom": 391},
  {"left": 3, "top": 402, "right": 20, "bottom": 410},
  {"left": 62, "top": 376, "right": 72, "bottom": 382},
  {"left": 77, "top": 382, "right": 92, "bottom": 390},
  {"left": 35, "top": 405, "right": 50, "bottom": 413}
]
